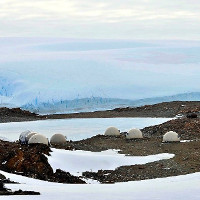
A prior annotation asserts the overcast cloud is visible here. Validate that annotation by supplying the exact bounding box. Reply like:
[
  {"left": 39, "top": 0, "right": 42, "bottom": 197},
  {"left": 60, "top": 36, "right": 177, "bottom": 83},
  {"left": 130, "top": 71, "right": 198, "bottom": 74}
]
[{"left": 0, "top": 0, "right": 200, "bottom": 39}]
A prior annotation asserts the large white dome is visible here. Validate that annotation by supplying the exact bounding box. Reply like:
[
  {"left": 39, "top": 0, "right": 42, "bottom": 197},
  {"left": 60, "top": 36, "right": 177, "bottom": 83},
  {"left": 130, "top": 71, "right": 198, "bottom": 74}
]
[
  {"left": 126, "top": 128, "right": 143, "bottom": 139},
  {"left": 50, "top": 133, "right": 67, "bottom": 144},
  {"left": 104, "top": 127, "right": 120, "bottom": 136},
  {"left": 25, "top": 132, "right": 37, "bottom": 143},
  {"left": 19, "top": 130, "right": 31, "bottom": 143},
  {"left": 28, "top": 134, "right": 49, "bottom": 145},
  {"left": 163, "top": 131, "right": 180, "bottom": 142}
]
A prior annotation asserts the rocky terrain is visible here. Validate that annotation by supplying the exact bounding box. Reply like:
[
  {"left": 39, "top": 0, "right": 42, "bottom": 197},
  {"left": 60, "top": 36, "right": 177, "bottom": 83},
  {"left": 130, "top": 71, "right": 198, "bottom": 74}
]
[
  {"left": 0, "top": 141, "right": 85, "bottom": 184},
  {"left": 1, "top": 101, "right": 200, "bottom": 123},
  {"left": 0, "top": 101, "right": 200, "bottom": 193},
  {"left": 54, "top": 117, "right": 200, "bottom": 183},
  {"left": 0, "top": 140, "right": 86, "bottom": 195},
  {"left": 0, "top": 169, "right": 40, "bottom": 195},
  {"left": 45, "top": 101, "right": 200, "bottom": 119},
  {"left": 0, "top": 182, "right": 40, "bottom": 195},
  {"left": 0, "top": 107, "right": 42, "bottom": 123}
]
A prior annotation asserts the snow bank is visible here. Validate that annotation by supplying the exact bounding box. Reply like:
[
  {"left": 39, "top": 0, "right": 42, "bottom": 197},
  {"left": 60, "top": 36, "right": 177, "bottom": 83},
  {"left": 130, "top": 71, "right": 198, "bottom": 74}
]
[
  {"left": 47, "top": 148, "right": 174, "bottom": 176},
  {"left": 1, "top": 170, "right": 200, "bottom": 200}
]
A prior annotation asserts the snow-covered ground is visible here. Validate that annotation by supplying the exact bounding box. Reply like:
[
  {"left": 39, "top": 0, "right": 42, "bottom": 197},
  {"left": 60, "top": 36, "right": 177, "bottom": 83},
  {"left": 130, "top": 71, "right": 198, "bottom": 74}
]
[
  {"left": 48, "top": 148, "right": 174, "bottom": 176},
  {"left": 1, "top": 169, "right": 200, "bottom": 200},
  {"left": 0, "top": 117, "right": 171, "bottom": 141},
  {"left": 0, "top": 116, "right": 198, "bottom": 200},
  {"left": 0, "top": 38, "right": 200, "bottom": 113}
]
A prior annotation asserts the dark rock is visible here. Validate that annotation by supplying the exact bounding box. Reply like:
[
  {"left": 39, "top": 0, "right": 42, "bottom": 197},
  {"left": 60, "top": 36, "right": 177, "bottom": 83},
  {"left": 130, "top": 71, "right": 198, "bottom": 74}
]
[
  {"left": 0, "top": 180, "right": 39, "bottom": 195},
  {"left": 0, "top": 173, "right": 6, "bottom": 180},
  {"left": 138, "top": 166, "right": 145, "bottom": 169},
  {"left": 54, "top": 169, "right": 86, "bottom": 184},
  {"left": 0, "top": 180, "right": 7, "bottom": 191},
  {"left": 120, "top": 132, "right": 128, "bottom": 136},
  {"left": 0, "top": 107, "right": 37, "bottom": 118},
  {"left": 0, "top": 141, "right": 84, "bottom": 184},
  {"left": 13, "top": 189, "right": 40, "bottom": 195},
  {"left": 186, "top": 113, "right": 198, "bottom": 118}
]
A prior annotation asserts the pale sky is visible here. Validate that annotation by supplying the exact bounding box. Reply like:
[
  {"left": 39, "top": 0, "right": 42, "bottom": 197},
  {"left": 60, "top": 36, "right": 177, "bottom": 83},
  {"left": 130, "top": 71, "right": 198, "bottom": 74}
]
[{"left": 0, "top": 0, "right": 200, "bottom": 39}]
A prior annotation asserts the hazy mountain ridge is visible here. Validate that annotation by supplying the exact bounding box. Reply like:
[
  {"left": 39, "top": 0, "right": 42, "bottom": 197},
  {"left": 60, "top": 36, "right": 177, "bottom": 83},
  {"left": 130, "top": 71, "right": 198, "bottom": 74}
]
[{"left": 130, "top": 92, "right": 200, "bottom": 107}]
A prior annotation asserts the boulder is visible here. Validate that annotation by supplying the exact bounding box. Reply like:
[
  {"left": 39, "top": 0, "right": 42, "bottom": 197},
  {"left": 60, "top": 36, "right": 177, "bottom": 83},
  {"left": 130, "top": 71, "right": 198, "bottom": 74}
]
[{"left": 186, "top": 113, "right": 198, "bottom": 118}]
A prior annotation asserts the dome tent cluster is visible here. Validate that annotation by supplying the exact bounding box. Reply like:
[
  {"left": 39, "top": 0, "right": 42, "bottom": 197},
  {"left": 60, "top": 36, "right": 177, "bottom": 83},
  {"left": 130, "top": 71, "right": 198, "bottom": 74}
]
[
  {"left": 19, "top": 126, "right": 180, "bottom": 146},
  {"left": 104, "top": 126, "right": 180, "bottom": 142},
  {"left": 19, "top": 131, "right": 67, "bottom": 146},
  {"left": 104, "top": 126, "right": 144, "bottom": 139}
]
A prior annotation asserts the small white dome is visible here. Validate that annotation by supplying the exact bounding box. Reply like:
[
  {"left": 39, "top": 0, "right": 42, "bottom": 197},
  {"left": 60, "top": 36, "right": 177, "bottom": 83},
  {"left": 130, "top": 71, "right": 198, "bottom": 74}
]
[
  {"left": 19, "top": 130, "right": 31, "bottom": 143},
  {"left": 126, "top": 128, "right": 143, "bottom": 139},
  {"left": 28, "top": 134, "right": 48, "bottom": 145},
  {"left": 163, "top": 131, "right": 180, "bottom": 142},
  {"left": 104, "top": 127, "right": 120, "bottom": 136},
  {"left": 50, "top": 133, "right": 67, "bottom": 144},
  {"left": 25, "top": 132, "right": 37, "bottom": 143}
]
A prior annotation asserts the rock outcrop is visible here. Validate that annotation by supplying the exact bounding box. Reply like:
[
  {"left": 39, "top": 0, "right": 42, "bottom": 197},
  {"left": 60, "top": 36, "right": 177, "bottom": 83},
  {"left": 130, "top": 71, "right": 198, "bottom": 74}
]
[{"left": 0, "top": 141, "right": 85, "bottom": 184}]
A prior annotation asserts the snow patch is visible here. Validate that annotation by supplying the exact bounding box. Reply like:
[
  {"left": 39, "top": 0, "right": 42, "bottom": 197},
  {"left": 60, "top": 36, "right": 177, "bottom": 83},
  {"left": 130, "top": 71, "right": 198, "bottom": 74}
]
[
  {"left": 47, "top": 148, "right": 174, "bottom": 176},
  {"left": 1, "top": 170, "right": 200, "bottom": 200}
]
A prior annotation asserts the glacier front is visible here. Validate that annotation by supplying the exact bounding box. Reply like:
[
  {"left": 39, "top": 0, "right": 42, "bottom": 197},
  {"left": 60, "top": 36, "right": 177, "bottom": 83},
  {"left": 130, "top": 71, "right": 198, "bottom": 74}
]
[{"left": 0, "top": 38, "right": 200, "bottom": 113}]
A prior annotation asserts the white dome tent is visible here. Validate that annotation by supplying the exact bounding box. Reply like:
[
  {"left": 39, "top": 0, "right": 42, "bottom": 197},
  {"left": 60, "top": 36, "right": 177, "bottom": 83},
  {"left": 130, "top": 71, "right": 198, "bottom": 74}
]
[
  {"left": 25, "top": 132, "right": 37, "bottom": 143},
  {"left": 104, "top": 127, "right": 120, "bottom": 136},
  {"left": 50, "top": 133, "right": 67, "bottom": 144},
  {"left": 19, "top": 130, "right": 31, "bottom": 144},
  {"left": 163, "top": 131, "right": 180, "bottom": 142},
  {"left": 126, "top": 128, "right": 143, "bottom": 139},
  {"left": 28, "top": 134, "right": 49, "bottom": 145}
]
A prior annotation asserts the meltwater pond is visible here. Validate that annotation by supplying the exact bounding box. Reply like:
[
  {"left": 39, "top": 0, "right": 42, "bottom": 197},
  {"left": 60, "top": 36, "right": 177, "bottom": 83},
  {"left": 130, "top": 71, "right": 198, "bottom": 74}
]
[{"left": 0, "top": 118, "right": 171, "bottom": 141}]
